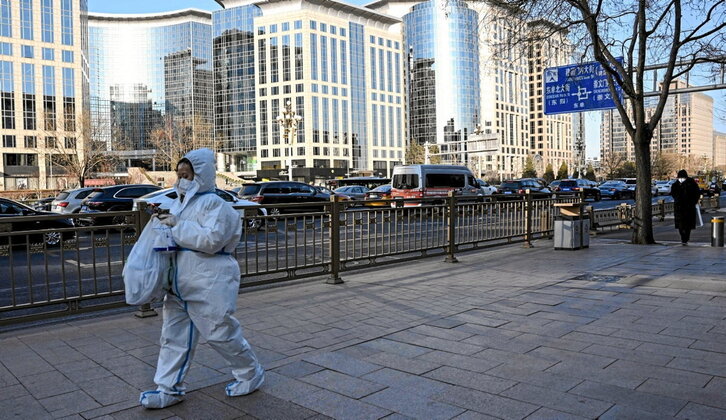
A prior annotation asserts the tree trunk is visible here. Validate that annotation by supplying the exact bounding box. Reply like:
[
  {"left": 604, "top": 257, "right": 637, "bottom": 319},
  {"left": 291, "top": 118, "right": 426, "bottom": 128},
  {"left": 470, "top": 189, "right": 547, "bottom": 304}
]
[{"left": 632, "top": 130, "right": 655, "bottom": 244}]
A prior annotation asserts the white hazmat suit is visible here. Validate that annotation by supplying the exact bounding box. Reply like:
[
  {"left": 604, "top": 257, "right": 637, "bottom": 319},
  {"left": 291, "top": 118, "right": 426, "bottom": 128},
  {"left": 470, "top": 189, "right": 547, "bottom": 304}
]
[{"left": 139, "top": 149, "right": 264, "bottom": 409}]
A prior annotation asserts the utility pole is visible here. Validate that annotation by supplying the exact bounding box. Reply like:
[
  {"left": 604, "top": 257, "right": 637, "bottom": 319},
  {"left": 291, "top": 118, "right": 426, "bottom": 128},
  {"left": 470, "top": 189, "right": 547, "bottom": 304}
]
[{"left": 275, "top": 100, "right": 303, "bottom": 182}]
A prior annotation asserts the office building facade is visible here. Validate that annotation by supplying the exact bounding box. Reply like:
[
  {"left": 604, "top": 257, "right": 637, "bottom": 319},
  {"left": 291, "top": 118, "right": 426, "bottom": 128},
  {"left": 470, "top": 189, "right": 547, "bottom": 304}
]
[
  {"left": 214, "top": 0, "right": 406, "bottom": 179},
  {"left": 0, "top": 0, "right": 88, "bottom": 190},
  {"left": 88, "top": 9, "right": 212, "bottom": 169}
]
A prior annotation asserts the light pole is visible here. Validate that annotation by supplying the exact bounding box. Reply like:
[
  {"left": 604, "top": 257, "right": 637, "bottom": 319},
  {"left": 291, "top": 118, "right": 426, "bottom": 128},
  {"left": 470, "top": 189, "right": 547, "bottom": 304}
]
[{"left": 275, "top": 100, "right": 303, "bottom": 182}]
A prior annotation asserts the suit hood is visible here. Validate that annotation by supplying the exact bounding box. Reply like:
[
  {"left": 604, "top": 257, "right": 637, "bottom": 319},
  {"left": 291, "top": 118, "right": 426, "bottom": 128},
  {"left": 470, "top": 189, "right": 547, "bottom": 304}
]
[{"left": 184, "top": 148, "right": 216, "bottom": 194}]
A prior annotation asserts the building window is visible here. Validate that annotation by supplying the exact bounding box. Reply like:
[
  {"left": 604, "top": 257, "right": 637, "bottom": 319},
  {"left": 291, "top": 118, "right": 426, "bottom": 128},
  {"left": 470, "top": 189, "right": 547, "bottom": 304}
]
[
  {"left": 330, "top": 38, "right": 337, "bottom": 84},
  {"left": 370, "top": 47, "right": 376, "bottom": 89},
  {"left": 0, "top": 42, "right": 10, "bottom": 55},
  {"left": 20, "top": 0, "right": 33, "bottom": 40},
  {"left": 0, "top": 0, "right": 11, "bottom": 38},
  {"left": 270, "top": 37, "right": 278, "bottom": 83},
  {"left": 0, "top": 61, "right": 14, "bottom": 129},
  {"left": 372, "top": 104, "right": 378, "bottom": 146},
  {"left": 294, "top": 33, "right": 303, "bottom": 80},
  {"left": 21, "top": 45, "right": 34, "bottom": 58},
  {"left": 310, "top": 20, "right": 316, "bottom": 30},
  {"left": 340, "top": 40, "right": 347, "bottom": 85},
  {"left": 269, "top": 24, "right": 277, "bottom": 33},
  {"left": 295, "top": 96, "right": 304, "bottom": 142},
  {"left": 41, "top": 0, "right": 54, "bottom": 43},
  {"left": 310, "top": 34, "right": 318, "bottom": 80},
  {"left": 42, "top": 48, "right": 54, "bottom": 60},
  {"left": 61, "top": 0, "right": 73, "bottom": 45},
  {"left": 322, "top": 98, "right": 329, "bottom": 143},
  {"left": 294, "top": 20, "right": 302, "bottom": 30},
  {"left": 62, "top": 68, "right": 75, "bottom": 131},
  {"left": 2, "top": 134, "right": 15, "bottom": 147},
  {"left": 22, "top": 63, "right": 35, "bottom": 130},
  {"left": 24, "top": 136, "right": 36, "bottom": 148},
  {"left": 260, "top": 149, "right": 268, "bottom": 158},
  {"left": 64, "top": 137, "right": 75, "bottom": 148},
  {"left": 259, "top": 100, "right": 268, "bottom": 146},
  {"left": 312, "top": 96, "right": 319, "bottom": 143},
  {"left": 320, "top": 23, "right": 327, "bottom": 33},
  {"left": 282, "top": 35, "right": 291, "bottom": 82},
  {"left": 62, "top": 50, "right": 74, "bottom": 63},
  {"left": 42, "top": 65, "right": 56, "bottom": 131},
  {"left": 258, "top": 39, "right": 266, "bottom": 84},
  {"left": 320, "top": 36, "right": 328, "bottom": 82},
  {"left": 281, "top": 22, "right": 289, "bottom": 31}
]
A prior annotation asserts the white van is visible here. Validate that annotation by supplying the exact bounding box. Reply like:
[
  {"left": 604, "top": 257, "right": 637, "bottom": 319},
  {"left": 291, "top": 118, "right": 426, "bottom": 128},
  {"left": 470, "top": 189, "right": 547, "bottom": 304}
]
[{"left": 391, "top": 164, "right": 481, "bottom": 206}]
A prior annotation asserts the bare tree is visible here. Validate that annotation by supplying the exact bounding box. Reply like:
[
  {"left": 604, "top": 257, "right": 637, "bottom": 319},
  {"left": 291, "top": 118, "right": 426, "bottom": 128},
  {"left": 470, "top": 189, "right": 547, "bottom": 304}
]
[
  {"left": 468, "top": 0, "right": 726, "bottom": 244},
  {"left": 651, "top": 151, "right": 678, "bottom": 179},
  {"left": 148, "top": 114, "right": 214, "bottom": 170},
  {"left": 600, "top": 150, "right": 626, "bottom": 179}
]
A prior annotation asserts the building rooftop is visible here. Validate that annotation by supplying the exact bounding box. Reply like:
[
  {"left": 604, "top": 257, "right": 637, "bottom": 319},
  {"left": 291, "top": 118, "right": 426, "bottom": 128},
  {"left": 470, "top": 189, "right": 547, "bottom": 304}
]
[{"left": 89, "top": 8, "right": 212, "bottom": 23}]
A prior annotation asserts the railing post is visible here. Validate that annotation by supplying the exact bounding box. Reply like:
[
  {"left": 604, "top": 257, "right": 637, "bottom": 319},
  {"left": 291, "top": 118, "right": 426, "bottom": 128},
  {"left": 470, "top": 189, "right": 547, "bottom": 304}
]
[
  {"left": 658, "top": 199, "right": 666, "bottom": 221},
  {"left": 327, "top": 195, "right": 344, "bottom": 284},
  {"left": 133, "top": 202, "right": 158, "bottom": 318},
  {"left": 445, "top": 191, "right": 458, "bottom": 263},
  {"left": 523, "top": 189, "right": 533, "bottom": 248}
]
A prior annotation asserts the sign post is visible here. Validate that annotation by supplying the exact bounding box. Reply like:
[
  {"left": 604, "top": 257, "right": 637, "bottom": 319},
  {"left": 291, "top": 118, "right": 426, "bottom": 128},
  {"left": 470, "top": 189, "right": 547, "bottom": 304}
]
[{"left": 544, "top": 59, "right": 623, "bottom": 115}]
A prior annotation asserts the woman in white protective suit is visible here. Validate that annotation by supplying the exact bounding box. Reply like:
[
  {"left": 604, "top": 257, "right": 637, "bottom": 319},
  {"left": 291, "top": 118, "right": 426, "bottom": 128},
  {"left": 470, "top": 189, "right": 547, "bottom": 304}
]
[{"left": 139, "top": 148, "right": 264, "bottom": 409}]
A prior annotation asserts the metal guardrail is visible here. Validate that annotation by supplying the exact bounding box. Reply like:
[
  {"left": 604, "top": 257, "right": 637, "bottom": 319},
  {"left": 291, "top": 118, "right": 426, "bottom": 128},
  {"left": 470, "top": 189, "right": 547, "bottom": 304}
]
[
  {"left": 1, "top": 192, "right": 719, "bottom": 325},
  {"left": 588, "top": 194, "right": 720, "bottom": 230}
]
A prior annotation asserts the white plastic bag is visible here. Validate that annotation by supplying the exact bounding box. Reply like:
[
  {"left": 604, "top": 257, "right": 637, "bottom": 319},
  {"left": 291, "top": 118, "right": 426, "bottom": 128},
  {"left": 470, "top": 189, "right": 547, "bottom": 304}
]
[
  {"left": 695, "top": 204, "right": 703, "bottom": 228},
  {"left": 123, "top": 218, "right": 173, "bottom": 305}
]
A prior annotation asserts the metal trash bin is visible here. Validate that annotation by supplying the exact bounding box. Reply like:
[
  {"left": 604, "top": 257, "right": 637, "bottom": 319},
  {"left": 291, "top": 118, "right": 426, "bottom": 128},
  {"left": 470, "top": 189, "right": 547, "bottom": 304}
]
[{"left": 553, "top": 203, "right": 590, "bottom": 250}]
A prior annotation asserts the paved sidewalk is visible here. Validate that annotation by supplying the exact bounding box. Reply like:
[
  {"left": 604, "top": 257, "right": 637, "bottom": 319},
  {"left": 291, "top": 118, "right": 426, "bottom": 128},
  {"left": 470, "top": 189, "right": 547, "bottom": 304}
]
[{"left": 1, "top": 234, "right": 725, "bottom": 419}]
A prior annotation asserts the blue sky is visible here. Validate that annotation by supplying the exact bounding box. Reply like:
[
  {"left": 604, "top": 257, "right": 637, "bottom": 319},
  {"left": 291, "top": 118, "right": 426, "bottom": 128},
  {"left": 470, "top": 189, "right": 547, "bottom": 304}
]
[{"left": 89, "top": 0, "right": 724, "bottom": 158}]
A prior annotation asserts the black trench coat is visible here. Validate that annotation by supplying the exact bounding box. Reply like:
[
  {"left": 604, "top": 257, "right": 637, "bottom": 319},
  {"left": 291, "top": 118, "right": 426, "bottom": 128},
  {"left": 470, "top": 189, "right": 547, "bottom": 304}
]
[{"left": 670, "top": 178, "right": 701, "bottom": 230}]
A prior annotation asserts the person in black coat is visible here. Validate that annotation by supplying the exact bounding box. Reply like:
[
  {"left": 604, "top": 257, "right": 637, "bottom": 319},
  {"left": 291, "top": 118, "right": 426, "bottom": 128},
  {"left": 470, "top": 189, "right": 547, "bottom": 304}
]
[{"left": 670, "top": 169, "right": 701, "bottom": 245}]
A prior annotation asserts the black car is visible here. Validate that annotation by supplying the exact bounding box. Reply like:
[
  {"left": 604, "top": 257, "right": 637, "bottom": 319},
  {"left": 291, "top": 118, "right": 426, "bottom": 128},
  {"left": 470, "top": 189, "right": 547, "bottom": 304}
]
[
  {"left": 497, "top": 178, "right": 552, "bottom": 199},
  {"left": 0, "top": 198, "right": 75, "bottom": 246},
  {"left": 239, "top": 181, "right": 331, "bottom": 214},
  {"left": 79, "top": 184, "right": 162, "bottom": 224},
  {"left": 553, "top": 179, "right": 602, "bottom": 201},
  {"left": 32, "top": 196, "right": 56, "bottom": 211}
]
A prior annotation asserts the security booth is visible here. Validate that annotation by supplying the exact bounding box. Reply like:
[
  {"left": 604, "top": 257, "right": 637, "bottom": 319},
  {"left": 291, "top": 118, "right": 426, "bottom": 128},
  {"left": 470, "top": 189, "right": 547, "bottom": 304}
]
[{"left": 553, "top": 203, "right": 590, "bottom": 250}]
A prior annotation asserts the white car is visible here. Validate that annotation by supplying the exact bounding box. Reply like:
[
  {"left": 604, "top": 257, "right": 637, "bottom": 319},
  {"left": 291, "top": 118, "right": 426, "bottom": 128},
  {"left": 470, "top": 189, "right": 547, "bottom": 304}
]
[
  {"left": 476, "top": 179, "right": 497, "bottom": 195},
  {"left": 133, "top": 188, "right": 267, "bottom": 230},
  {"left": 51, "top": 187, "right": 96, "bottom": 214},
  {"left": 655, "top": 180, "right": 675, "bottom": 196}
]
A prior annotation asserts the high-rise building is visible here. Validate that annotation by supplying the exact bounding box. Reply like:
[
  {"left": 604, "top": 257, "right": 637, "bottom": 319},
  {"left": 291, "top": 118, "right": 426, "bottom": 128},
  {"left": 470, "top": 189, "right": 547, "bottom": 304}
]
[
  {"left": 714, "top": 131, "right": 726, "bottom": 171},
  {"left": 88, "top": 9, "right": 212, "bottom": 169},
  {"left": 600, "top": 80, "right": 714, "bottom": 172},
  {"left": 0, "top": 0, "right": 88, "bottom": 190},
  {"left": 214, "top": 0, "right": 406, "bottom": 180}
]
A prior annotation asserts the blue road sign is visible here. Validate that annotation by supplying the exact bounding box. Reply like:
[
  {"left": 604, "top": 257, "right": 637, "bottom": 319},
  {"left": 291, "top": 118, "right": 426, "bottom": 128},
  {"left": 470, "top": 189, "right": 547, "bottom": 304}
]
[{"left": 544, "top": 59, "right": 623, "bottom": 115}]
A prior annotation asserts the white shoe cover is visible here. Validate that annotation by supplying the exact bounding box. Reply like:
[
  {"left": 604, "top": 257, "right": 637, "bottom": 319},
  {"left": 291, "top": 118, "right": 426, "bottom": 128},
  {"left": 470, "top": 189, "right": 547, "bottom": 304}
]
[
  {"left": 225, "top": 367, "right": 265, "bottom": 397},
  {"left": 139, "top": 390, "right": 183, "bottom": 409}
]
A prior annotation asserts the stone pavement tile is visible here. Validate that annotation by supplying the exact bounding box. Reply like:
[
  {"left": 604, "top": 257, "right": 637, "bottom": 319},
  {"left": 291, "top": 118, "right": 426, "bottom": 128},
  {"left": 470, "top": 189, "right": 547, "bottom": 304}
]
[
  {"left": 527, "top": 346, "right": 616, "bottom": 368},
  {"left": 0, "top": 362, "right": 18, "bottom": 388},
  {"left": 260, "top": 371, "right": 324, "bottom": 401},
  {"left": 581, "top": 343, "right": 674, "bottom": 366},
  {"left": 433, "top": 385, "right": 538, "bottom": 420},
  {"left": 79, "top": 398, "right": 138, "bottom": 419},
  {"left": 666, "top": 356, "right": 726, "bottom": 377},
  {"left": 573, "top": 324, "right": 619, "bottom": 336},
  {"left": 76, "top": 375, "right": 141, "bottom": 406},
  {"left": 416, "top": 350, "right": 501, "bottom": 373},
  {"left": 57, "top": 415, "right": 84, "bottom": 420},
  {"left": 611, "top": 328, "right": 697, "bottom": 348},
  {"left": 408, "top": 325, "right": 475, "bottom": 341},
  {"left": 362, "top": 368, "right": 453, "bottom": 397},
  {"left": 689, "top": 339, "right": 726, "bottom": 353},
  {"left": 424, "top": 318, "right": 466, "bottom": 329},
  {"left": 73, "top": 342, "right": 128, "bottom": 362},
  {"left": 514, "top": 333, "right": 591, "bottom": 352},
  {"left": 166, "top": 391, "right": 247, "bottom": 420},
  {"left": 271, "top": 360, "right": 326, "bottom": 379},
  {"left": 0, "top": 353, "right": 56, "bottom": 379},
  {"left": 363, "top": 351, "right": 441, "bottom": 375},
  {"left": 523, "top": 407, "right": 589, "bottom": 420},
  {"left": 201, "top": 385, "right": 317, "bottom": 420},
  {"left": 362, "top": 387, "right": 466, "bottom": 420},
  {"left": 474, "top": 348, "right": 557, "bottom": 372},
  {"left": 486, "top": 363, "right": 582, "bottom": 392},
  {"left": 0, "top": 395, "right": 51, "bottom": 419},
  {"left": 451, "top": 410, "right": 499, "bottom": 420},
  {"left": 0, "top": 384, "right": 29, "bottom": 402},
  {"left": 385, "top": 331, "right": 485, "bottom": 355},
  {"left": 453, "top": 323, "right": 523, "bottom": 341},
  {"left": 299, "top": 369, "right": 386, "bottom": 399},
  {"left": 638, "top": 342, "right": 726, "bottom": 363},
  {"left": 500, "top": 383, "right": 612, "bottom": 418},
  {"left": 38, "top": 389, "right": 101, "bottom": 418},
  {"left": 569, "top": 380, "right": 687, "bottom": 416},
  {"left": 597, "top": 404, "right": 672, "bottom": 420},
  {"left": 19, "top": 370, "right": 79, "bottom": 399},
  {"left": 446, "top": 311, "right": 512, "bottom": 328},
  {"left": 512, "top": 292, "right": 565, "bottom": 306},
  {"left": 546, "top": 360, "right": 645, "bottom": 389},
  {"left": 334, "top": 344, "right": 383, "bottom": 360},
  {"left": 561, "top": 331, "right": 641, "bottom": 350},
  {"left": 462, "top": 333, "right": 541, "bottom": 354},
  {"left": 705, "top": 376, "right": 726, "bottom": 393},
  {"left": 303, "top": 352, "right": 381, "bottom": 377},
  {"left": 637, "top": 378, "right": 726, "bottom": 410},
  {"left": 423, "top": 366, "right": 516, "bottom": 394},
  {"left": 292, "top": 389, "right": 391, "bottom": 420},
  {"left": 676, "top": 402, "right": 726, "bottom": 420},
  {"left": 605, "top": 359, "right": 712, "bottom": 388}
]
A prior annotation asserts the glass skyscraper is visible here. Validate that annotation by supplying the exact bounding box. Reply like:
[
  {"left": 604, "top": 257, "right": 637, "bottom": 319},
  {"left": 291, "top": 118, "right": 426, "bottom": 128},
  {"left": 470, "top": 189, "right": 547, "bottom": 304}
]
[
  {"left": 403, "top": 0, "right": 480, "bottom": 153},
  {"left": 89, "top": 10, "right": 212, "bottom": 168}
]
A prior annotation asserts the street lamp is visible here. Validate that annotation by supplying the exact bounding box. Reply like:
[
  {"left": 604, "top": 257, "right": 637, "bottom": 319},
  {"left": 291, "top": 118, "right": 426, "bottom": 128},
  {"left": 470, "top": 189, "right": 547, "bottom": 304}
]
[{"left": 275, "top": 100, "right": 303, "bottom": 182}]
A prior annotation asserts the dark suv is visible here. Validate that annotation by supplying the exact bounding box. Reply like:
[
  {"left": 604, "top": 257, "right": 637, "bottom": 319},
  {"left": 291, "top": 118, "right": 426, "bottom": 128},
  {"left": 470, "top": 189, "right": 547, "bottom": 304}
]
[
  {"left": 497, "top": 178, "right": 552, "bottom": 199},
  {"left": 553, "top": 179, "right": 601, "bottom": 201},
  {"left": 80, "top": 184, "right": 162, "bottom": 224},
  {"left": 239, "top": 181, "right": 331, "bottom": 214}
]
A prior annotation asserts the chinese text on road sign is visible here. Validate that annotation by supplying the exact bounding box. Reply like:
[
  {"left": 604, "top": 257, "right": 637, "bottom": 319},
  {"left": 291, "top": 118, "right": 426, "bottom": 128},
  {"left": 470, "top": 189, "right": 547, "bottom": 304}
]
[{"left": 544, "top": 59, "right": 624, "bottom": 114}]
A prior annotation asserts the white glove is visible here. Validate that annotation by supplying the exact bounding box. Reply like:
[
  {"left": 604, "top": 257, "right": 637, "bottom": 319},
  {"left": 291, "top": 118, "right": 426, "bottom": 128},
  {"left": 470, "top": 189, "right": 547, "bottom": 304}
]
[{"left": 157, "top": 214, "right": 178, "bottom": 227}]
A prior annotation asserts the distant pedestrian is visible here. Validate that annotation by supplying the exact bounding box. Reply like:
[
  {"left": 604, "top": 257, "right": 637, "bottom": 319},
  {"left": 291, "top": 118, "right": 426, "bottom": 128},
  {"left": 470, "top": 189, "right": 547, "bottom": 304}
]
[{"left": 670, "top": 169, "right": 701, "bottom": 245}]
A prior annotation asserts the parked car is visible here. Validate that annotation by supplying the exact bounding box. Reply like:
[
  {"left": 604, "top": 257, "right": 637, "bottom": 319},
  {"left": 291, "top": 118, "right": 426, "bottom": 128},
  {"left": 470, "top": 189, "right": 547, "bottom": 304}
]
[
  {"left": 655, "top": 180, "right": 676, "bottom": 196},
  {"left": 707, "top": 180, "right": 722, "bottom": 197},
  {"left": 79, "top": 184, "right": 163, "bottom": 225},
  {"left": 598, "top": 180, "right": 633, "bottom": 200},
  {"left": 476, "top": 179, "right": 498, "bottom": 195},
  {"left": 51, "top": 187, "right": 96, "bottom": 214},
  {"left": 334, "top": 185, "right": 369, "bottom": 201},
  {"left": 32, "top": 197, "right": 55, "bottom": 212},
  {"left": 239, "top": 181, "right": 331, "bottom": 214},
  {"left": 497, "top": 178, "right": 552, "bottom": 199},
  {"left": 364, "top": 184, "right": 393, "bottom": 206},
  {"left": 0, "top": 198, "right": 75, "bottom": 246},
  {"left": 391, "top": 164, "right": 481, "bottom": 206},
  {"left": 553, "top": 179, "right": 601, "bottom": 201},
  {"left": 134, "top": 188, "right": 267, "bottom": 231},
  {"left": 548, "top": 180, "right": 561, "bottom": 192}
]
